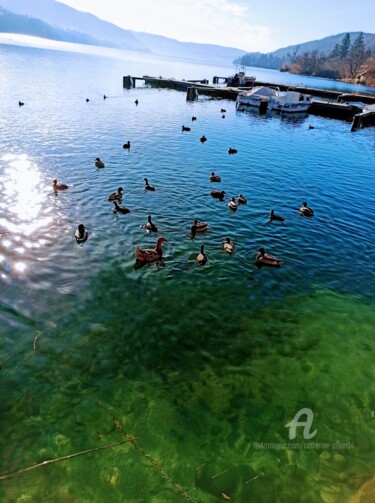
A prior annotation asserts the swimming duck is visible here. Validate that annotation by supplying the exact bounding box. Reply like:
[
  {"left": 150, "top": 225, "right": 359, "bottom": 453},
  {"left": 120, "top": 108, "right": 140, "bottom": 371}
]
[
  {"left": 200, "top": 135, "right": 207, "bottom": 143},
  {"left": 135, "top": 236, "right": 166, "bottom": 262},
  {"left": 135, "top": 99, "right": 139, "bottom": 105},
  {"left": 223, "top": 237, "right": 235, "bottom": 254},
  {"left": 209, "top": 171, "right": 221, "bottom": 182},
  {"left": 308, "top": 125, "right": 315, "bottom": 130},
  {"left": 145, "top": 215, "right": 158, "bottom": 232},
  {"left": 75, "top": 224, "right": 88, "bottom": 244},
  {"left": 144, "top": 178, "right": 155, "bottom": 191},
  {"left": 237, "top": 194, "right": 247, "bottom": 204},
  {"left": 228, "top": 197, "right": 238, "bottom": 211},
  {"left": 113, "top": 201, "right": 130, "bottom": 214},
  {"left": 211, "top": 190, "right": 226, "bottom": 201},
  {"left": 103, "top": 94, "right": 107, "bottom": 99},
  {"left": 86, "top": 98, "right": 90, "bottom": 102},
  {"left": 182, "top": 125, "right": 191, "bottom": 132},
  {"left": 222, "top": 114, "right": 225, "bottom": 119},
  {"left": 53, "top": 179, "right": 69, "bottom": 191},
  {"left": 256, "top": 247, "right": 282, "bottom": 268},
  {"left": 192, "top": 116, "right": 197, "bottom": 121},
  {"left": 300, "top": 201, "right": 314, "bottom": 217},
  {"left": 95, "top": 157, "right": 105, "bottom": 168},
  {"left": 196, "top": 244, "right": 208, "bottom": 265},
  {"left": 122, "top": 141, "right": 131, "bottom": 149},
  {"left": 108, "top": 187, "right": 124, "bottom": 201},
  {"left": 190, "top": 219, "right": 208, "bottom": 238},
  {"left": 269, "top": 209, "right": 284, "bottom": 222},
  {"left": 228, "top": 148, "right": 238, "bottom": 155},
  {"left": 221, "top": 108, "right": 226, "bottom": 113},
  {"left": 18, "top": 101, "right": 24, "bottom": 107}
]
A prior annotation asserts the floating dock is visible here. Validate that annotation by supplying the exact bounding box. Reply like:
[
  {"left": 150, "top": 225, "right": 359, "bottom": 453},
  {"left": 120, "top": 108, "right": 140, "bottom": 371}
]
[{"left": 123, "top": 75, "right": 375, "bottom": 129}]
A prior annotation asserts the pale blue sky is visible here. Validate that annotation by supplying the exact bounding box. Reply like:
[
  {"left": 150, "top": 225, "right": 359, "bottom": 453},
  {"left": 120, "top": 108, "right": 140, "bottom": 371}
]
[{"left": 61, "top": 0, "right": 374, "bottom": 52}]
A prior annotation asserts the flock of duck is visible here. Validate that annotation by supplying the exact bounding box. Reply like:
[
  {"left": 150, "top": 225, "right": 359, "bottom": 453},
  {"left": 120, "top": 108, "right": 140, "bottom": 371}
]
[{"left": 52, "top": 101, "right": 314, "bottom": 269}]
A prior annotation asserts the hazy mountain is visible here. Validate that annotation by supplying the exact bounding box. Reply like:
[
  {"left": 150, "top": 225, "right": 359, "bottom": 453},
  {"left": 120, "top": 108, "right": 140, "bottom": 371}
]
[
  {"left": 0, "top": 6, "right": 111, "bottom": 46},
  {"left": 0, "top": 0, "right": 148, "bottom": 51},
  {"left": 0, "top": 0, "right": 246, "bottom": 63},
  {"left": 236, "top": 32, "right": 375, "bottom": 69},
  {"left": 271, "top": 32, "right": 375, "bottom": 58}
]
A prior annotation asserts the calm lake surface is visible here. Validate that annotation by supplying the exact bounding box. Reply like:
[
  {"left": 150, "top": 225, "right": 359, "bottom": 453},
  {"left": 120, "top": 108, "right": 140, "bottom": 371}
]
[{"left": 0, "top": 38, "right": 374, "bottom": 503}]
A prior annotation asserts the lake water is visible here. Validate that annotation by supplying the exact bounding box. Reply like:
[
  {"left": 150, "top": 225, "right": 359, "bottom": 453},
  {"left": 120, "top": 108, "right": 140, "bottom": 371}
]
[{"left": 0, "top": 37, "right": 374, "bottom": 503}]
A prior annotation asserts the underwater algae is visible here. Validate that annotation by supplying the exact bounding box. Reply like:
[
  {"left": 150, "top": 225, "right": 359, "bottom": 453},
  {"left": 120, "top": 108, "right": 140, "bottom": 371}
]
[{"left": 1, "top": 275, "right": 375, "bottom": 502}]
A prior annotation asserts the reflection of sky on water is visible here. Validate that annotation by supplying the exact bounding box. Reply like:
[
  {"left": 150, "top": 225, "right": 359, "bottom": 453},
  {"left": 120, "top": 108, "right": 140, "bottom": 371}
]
[{"left": 0, "top": 154, "right": 53, "bottom": 277}]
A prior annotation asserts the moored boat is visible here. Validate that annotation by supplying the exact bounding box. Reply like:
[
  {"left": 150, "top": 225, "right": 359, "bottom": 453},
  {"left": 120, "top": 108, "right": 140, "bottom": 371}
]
[
  {"left": 269, "top": 90, "right": 312, "bottom": 113},
  {"left": 236, "top": 86, "right": 277, "bottom": 109},
  {"left": 227, "top": 66, "right": 256, "bottom": 88}
]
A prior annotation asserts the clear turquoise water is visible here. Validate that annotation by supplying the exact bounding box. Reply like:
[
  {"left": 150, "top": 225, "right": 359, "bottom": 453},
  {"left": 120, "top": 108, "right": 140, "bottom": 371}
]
[{"left": 0, "top": 41, "right": 374, "bottom": 503}]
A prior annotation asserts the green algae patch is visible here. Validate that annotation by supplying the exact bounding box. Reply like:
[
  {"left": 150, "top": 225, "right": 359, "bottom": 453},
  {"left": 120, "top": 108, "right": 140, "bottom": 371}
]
[{"left": 1, "top": 280, "right": 375, "bottom": 503}]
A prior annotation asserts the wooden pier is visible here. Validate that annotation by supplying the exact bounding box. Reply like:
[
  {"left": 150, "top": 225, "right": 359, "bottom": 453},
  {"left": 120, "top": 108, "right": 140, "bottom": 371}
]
[{"left": 123, "top": 75, "right": 375, "bottom": 129}]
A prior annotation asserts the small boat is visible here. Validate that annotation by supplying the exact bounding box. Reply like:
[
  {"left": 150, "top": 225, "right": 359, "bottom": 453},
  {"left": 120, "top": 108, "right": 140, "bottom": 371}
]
[
  {"left": 75, "top": 224, "right": 88, "bottom": 244},
  {"left": 135, "top": 236, "right": 166, "bottom": 262},
  {"left": 269, "top": 90, "right": 312, "bottom": 113},
  {"left": 190, "top": 219, "right": 208, "bottom": 238},
  {"left": 236, "top": 86, "right": 277, "bottom": 109},
  {"left": 226, "top": 66, "right": 255, "bottom": 88},
  {"left": 256, "top": 247, "right": 282, "bottom": 267}
]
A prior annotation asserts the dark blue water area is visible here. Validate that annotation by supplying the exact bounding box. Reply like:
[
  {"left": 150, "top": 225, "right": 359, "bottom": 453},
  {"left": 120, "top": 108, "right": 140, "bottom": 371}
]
[{"left": 0, "top": 40, "right": 375, "bottom": 503}]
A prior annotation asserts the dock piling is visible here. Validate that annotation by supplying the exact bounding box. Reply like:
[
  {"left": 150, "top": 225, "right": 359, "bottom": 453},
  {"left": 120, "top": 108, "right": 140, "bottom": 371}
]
[{"left": 186, "top": 86, "right": 199, "bottom": 101}]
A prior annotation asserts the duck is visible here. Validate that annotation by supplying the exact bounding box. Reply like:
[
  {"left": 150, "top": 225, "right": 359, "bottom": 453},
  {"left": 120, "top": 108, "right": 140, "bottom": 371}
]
[
  {"left": 86, "top": 98, "right": 90, "bottom": 102},
  {"left": 269, "top": 209, "right": 284, "bottom": 222},
  {"left": 113, "top": 201, "right": 130, "bottom": 214},
  {"left": 75, "top": 224, "right": 88, "bottom": 244},
  {"left": 237, "top": 194, "right": 247, "bottom": 204},
  {"left": 228, "top": 197, "right": 238, "bottom": 211},
  {"left": 135, "top": 236, "right": 166, "bottom": 262},
  {"left": 256, "top": 247, "right": 282, "bottom": 268},
  {"left": 182, "top": 125, "right": 191, "bottom": 132},
  {"left": 135, "top": 99, "right": 139, "bottom": 105},
  {"left": 95, "top": 157, "right": 105, "bottom": 168},
  {"left": 200, "top": 135, "right": 207, "bottom": 143},
  {"left": 196, "top": 244, "right": 208, "bottom": 265},
  {"left": 18, "top": 101, "right": 24, "bottom": 107},
  {"left": 209, "top": 171, "right": 221, "bottom": 182},
  {"left": 221, "top": 108, "right": 226, "bottom": 113},
  {"left": 108, "top": 187, "right": 124, "bottom": 201},
  {"left": 222, "top": 114, "right": 225, "bottom": 119},
  {"left": 122, "top": 141, "right": 131, "bottom": 149},
  {"left": 145, "top": 215, "right": 158, "bottom": 232},
  {"left": 192, "top": 116, "right": 197, "bottom": 121},
  {"left": 308, "top": 125, "right": 315, "bottom": 130},
  {"left": 53, "top": 179, "right": 69, "bottom": 191},
  {"left": 103, "top": 94, "right": 107, "bottom": 99},
  {"left": 211, "top": 190, "right": 226, "bottom": 201},
  {"left": 223, "top": 237, "right": 235, "bottom": 254},
  {"left": 228, "top": 147, "right": 238, "bottom": 155},
  {"left": 190, "top": 219, "right": 208, "bottom": 238},
  {"left": 144, "top": 178, "right": 155, "bottom": 191},
  {"left": 300, "top": 201, "right": 314, "bottom": 217}
]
